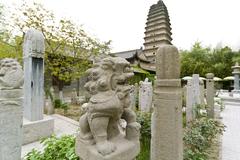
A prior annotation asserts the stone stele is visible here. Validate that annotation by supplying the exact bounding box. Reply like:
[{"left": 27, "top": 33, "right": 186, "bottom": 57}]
[
  {"left": 75, "top": 57, "right": 141, "bottom": 160},
  {"left": 186, "top": 79, "right": 194, "bottom": 123},
  {"left": 206, "top": 73, "right": 215, "bottom": 118},
  {"left": 0, "top": 58, "right": 24, "bottom": 160},
  {"left": 151, "top": 44, "right": 183, "bottom": 160},
  {"left": 139, "top": 78, "right": 153, "bottom": 112},
  {"left": 22, "top": 28, "right": 54, "bottom": 145}
]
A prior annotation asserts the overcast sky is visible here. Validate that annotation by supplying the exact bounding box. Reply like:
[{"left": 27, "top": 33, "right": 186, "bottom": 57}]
[{"left": 2, "top": 0, "right": 240, "bottom": 52}]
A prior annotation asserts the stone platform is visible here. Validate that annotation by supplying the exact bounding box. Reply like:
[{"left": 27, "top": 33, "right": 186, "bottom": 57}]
[
  {"left": 76, "top": 135, "right": 140, "bottom": 160},
  {"left": 23, "top": 115, "right": 54, "bottom": 145},
  {"left": 21, "top": 114, "right": 78, "bottom": 159}
]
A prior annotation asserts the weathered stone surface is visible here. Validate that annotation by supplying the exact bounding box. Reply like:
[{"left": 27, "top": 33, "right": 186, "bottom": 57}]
[
  {"left": 192, "top": 74, "right": 200, "bottom": 106},
  {"left": 23, "top": 28, "right": 45, "bottom": 58},
  {"left": 0, "top": 58, "right": 24, "bottom": 89},
  {"left": 44, "top": 99, "right": 54, "bottom": 115},
  {"left": 232, "top": 62, "right": 240, "bottom": 91},
  {"left": 156, "top": 45, "right": 180, "bottom": 79},
  {"left": 44, "top": 87, "right": 55, "bottom": 115},
  {"left": 22, "top": 28, "right": 54, "bottom": 144},
  {"left": 23, "top": 116, "right": 54, "bottom": 145},
  {"left": 76, "top": 135, "right": 140, "bottom": 160},
  {"left": 129, "top": 84, "right": 137, "bottom": 110},
  {"left": 139, "top": 78, "right": 153, "bottom": 112},
  {"left": 71, "top": 88, "right": 78, "bottom": 104},
  {"left": 151, "top": 44, "right": 183, "bottom": 160},
  {"left": 23, "top": 28, "right": 45, "bottom": 121},
  {"left": 206, "top": 73, "right": 215, "bottom": 118},
  {"left": 0, "top": 59, "right": 23, "bottom": 160},
  {"left": 186, "top": 79, "right": 194, "bottom": 123},
  {"left": 76, "top": 57, "right": 140, "bottom": 160},
  {"left": 200, "top": 80, "right": 205, "bottom": 105}
]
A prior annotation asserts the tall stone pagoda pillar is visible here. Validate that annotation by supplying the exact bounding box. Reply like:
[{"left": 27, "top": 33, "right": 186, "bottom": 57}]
[{"left": 150, "top": 1, "right": 183, "bottom": 160}]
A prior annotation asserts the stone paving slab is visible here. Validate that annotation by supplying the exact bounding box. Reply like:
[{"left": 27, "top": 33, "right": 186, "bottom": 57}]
[
  {"left": 221, "top": 104, "right": 240, "bottom": 160},
  {"left": 21, "top": 114, "right": 78, "bottom": 159}
]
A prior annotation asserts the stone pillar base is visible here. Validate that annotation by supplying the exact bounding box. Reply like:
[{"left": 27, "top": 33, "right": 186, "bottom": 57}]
[
  {"left": 23, "top": 115, "right": 54, "bottom": 145},
  {"left": 75, "top": 134, "right": 140, "bottom": 160}
]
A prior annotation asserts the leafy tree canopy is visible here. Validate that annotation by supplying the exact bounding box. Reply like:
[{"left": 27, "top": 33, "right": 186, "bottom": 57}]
[
  {"left": 0, "top": 1, "right": 111, "bottom": 90},
  {"left": 180, "top": 42, "right": 240, "bottom": 78}
]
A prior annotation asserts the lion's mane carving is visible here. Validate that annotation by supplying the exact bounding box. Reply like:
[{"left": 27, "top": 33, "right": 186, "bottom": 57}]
[{"left": 0, "top": 58, "right": 23, "bottom": 89}]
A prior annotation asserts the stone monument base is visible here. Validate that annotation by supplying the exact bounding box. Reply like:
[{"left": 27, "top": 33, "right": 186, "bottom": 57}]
[
  {"left": 76, "top": 134, "right": 140, "bottom": 160},
  {"left": 23, "top": 115, "right": 54, "bottom": 145}
]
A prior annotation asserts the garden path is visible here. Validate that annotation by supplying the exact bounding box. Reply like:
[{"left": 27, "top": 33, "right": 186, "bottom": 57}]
[{"left": 221, "top": 104, "right": 240, "bottom": 160}]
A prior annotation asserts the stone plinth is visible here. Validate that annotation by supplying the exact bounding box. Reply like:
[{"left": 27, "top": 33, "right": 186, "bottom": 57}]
[
  {"left": 76, "top": 135, "right": 140, "bottom": 160},
  {"left": 22, "top": 115, "right": 54, "bottom": 145},
  {"left": 0, "top": 90, "right": 23, "bottom": 160},
  {"left": 151, "top": 44, "right": 183, "bottom": 160},
  {"left": 206, "top": 73, "right": 215, "bottom": 118}
]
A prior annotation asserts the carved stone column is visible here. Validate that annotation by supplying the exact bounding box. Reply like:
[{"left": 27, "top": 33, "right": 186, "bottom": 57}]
[
  {"left": 151, "top": 45, "right": 183, "bottom": 160},
  {"left": 206, "top": 73, "right": 215, "bottom": 118},
  {"left": 23, "top": 28, "right": 45, "bottom": 121},
  {"left": 0, "top": 58, "right": 24, "bottom": 160},
  {"left": 186, "top": 79, "right": 193, "bottom": 123}
]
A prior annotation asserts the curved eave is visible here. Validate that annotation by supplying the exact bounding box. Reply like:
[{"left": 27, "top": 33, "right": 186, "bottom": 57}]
[
  {"left": 145, "top": 21, "right": 171, "bottom": 30},
  {"left": 136, "top": 52, "right": 152, "bottom": 63},
  {"left": 143, "top": 35, "right": 173, "bottom": 44},
  {"left": 139, "top": 62, "right": 156, "bottom": 72},
  {"left": 144, "top": 32, "right": 172, "bottom": 40},
  {"left": 144, "top": 25, "right": 172, "bottom": 34},
  {"left": 146, "top": 15, "right": 170, "bottom": 25}
]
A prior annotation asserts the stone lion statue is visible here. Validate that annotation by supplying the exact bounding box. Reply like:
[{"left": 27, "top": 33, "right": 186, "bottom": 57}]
[
  {"left": 76, "top": 57, "right": 140, "bottom": 157},
  {"left": 0, "top": 58, "right": 23, "bottom": 89}
]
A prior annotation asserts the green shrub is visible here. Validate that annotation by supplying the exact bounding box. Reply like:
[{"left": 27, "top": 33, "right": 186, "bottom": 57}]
[
  {"left": 136, "top": 111, "right": 151, "bottom": 160},
  {"left": 25, "top": 110, "right": 224, "bottom": 160},
  {"left": 136, "top": 111, "right": 151, "bottom": 138},
  {"left": 183, "top": 118, "right": 225, "bottom": 160},
  {"left": 54, "top": 99, "right": 62, "bottom": 108},
  {"left": 25, "top": 135, "right": 79, "bottom": 160},
  {"left": 54, "top": 99, "right": 69, "bottom": 114},
  {"left": 61, "top": 102, "right": 69, "bottom": 115}
]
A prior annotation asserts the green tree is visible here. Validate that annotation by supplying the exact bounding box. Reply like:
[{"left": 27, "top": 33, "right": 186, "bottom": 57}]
[
  {"left": 9, "top": 1, "right": 110, "bottom": 98},
  {"left": 210, "top": 46, "right": 235, "bottom": 78},
  {"left": 180, "top": 42, "right": 211, "bottom": 77},
  {"left": 180, "top": 42, "right": 238, "bottom": 78},
  {"left": 0, "top": 3, "right": 23, "bottom": 59}
]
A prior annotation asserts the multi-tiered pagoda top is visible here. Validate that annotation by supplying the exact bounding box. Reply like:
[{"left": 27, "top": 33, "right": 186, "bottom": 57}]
[{"left": 137, "top": 0, "right": 172, "bottom": 71}]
